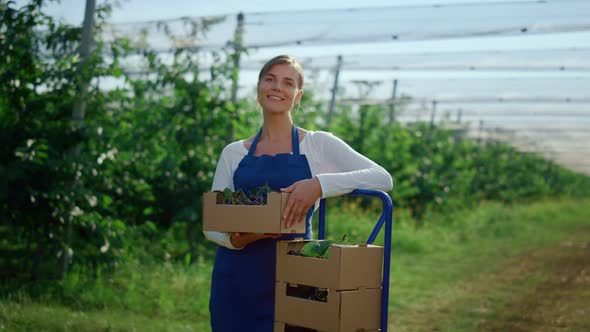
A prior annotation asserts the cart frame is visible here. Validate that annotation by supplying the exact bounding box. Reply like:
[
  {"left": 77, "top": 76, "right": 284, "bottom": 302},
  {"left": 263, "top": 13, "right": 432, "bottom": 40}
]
[{"left": 317, "top": 189, "right": 393, "bottom": 332}]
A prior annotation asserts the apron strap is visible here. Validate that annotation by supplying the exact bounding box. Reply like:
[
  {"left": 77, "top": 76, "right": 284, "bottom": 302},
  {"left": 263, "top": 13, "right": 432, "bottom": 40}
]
[
  {"left": 292, "top": 125, "right": 300, "bottom": 155},
  {"left": 249, "top": 125, "right": 300, "bottom": 156},
  {"left": 248, "top": 128, "right": 263, "bottom": 156}
]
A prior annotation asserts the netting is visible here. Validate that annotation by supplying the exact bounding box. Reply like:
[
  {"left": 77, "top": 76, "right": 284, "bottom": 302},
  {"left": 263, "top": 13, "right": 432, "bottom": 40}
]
[
  {"left": 97, "top": 0, "right": 590, "bottom": 174},
  {"left": 240, "top": 48, "right": 590, "bottom": 72},
  {"left": 103, "top": 0, "right": 590, "bottom": 50}
]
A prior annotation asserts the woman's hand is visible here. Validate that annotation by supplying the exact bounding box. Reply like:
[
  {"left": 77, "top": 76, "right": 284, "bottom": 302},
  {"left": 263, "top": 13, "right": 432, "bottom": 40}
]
[
  {"left": 230, "top": 232, "right": 281, "bottom": 249},
  {"left": 280, "top": 176, "right": 323, "bottom": 228}
]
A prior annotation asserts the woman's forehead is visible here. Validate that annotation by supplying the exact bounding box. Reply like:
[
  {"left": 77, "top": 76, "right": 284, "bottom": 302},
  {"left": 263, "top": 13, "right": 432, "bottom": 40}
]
[{"left": 265, "top": 64, "right": 300, "bottom": 80}]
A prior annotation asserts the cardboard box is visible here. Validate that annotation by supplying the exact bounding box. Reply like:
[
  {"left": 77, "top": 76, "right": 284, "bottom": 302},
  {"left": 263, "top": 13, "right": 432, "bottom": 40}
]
[
  {"left": 273, "top": 322, "right": 323, "bottom": 332},
  {"left": 202, "top": 191, "right": 306, "bottom": 234},
  {"left": 273, "top": 322, "right": 379, "bottom": 332},
  {"left": 273, "top": 322, "right": 380, "bottom": 332},
  {"left": 274, "top": 282, "right": 381, "bottom": 332},
  {"left": 276, "top": 240, "right": 383, "bottom": 290}
]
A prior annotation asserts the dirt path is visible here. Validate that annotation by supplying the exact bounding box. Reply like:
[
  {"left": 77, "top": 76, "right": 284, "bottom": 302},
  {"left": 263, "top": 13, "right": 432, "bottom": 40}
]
[
  {"left": 478, "top": 227, "right": 590, "bottom": 332},
  {"left": 391, "top": 225, "right": 590, "bottom": 332}
]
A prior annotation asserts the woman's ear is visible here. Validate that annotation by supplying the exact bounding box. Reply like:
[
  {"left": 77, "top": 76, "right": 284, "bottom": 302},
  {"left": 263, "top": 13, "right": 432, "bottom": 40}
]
[{"left": 295, "top": 89, "right": 304, "bottom": 104}]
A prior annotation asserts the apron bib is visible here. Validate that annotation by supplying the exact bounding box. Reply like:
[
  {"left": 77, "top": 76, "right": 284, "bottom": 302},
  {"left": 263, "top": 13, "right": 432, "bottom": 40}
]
[{"left": 209, "top": 126, "right": 313, "bottom": 332}]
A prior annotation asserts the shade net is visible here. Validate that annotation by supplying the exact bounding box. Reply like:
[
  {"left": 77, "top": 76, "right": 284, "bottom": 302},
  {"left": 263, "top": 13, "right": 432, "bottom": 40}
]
[
  {"left": 98, "top": 0, "right": 590, "bottom": 174},
  {"left": 103, "top": 0, "right": 590, "bottom": 51}
]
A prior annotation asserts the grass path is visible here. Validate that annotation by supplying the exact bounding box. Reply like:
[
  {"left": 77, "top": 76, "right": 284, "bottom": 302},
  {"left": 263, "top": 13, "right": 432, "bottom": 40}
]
[
  {"left": 477, "top": 226, "right": 590, "bottom": 332},
  {"left": 387, "top": 203, "right": 590, "bottom": 332}
]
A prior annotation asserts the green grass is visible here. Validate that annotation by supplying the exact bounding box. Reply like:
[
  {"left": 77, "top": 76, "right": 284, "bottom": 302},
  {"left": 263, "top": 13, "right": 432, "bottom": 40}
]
[
  {"left": 384, "top": 198, "right": 590, "bottom": 331},
  {"left": 0, "top": 301, "right": 205, "bottom": 332},
  {"left": 1, "top": 258, "right": 213, "bottom": 332},
  {"left": 1, "top": 197, "right": 589, "bottom": 331}
]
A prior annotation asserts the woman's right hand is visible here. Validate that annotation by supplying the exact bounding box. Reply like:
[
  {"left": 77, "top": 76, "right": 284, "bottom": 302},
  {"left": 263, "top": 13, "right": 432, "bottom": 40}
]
[{"left": 230, "top": 232, "right": 281, "bottom": 249}]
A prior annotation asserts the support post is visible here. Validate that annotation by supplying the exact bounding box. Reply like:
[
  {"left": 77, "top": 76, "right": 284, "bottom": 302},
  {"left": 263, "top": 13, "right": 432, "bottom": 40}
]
[
  {"left": 227, "top": 12, "right": 244, "bottom": 144},
  {"left": 327, "top": 55, "right": 342, "bottom": 127},
  {"left": 63, "top": 0, "right": 96, "bottom": 277},
  {"left": 71, "top": 0, "right": 96, "bottom": 129},
  {"left": 429, "top": 100, "right": 437, "bottom": 128},
  {"left": 388, "top": 79, "right": 398, "bottom": 125}
]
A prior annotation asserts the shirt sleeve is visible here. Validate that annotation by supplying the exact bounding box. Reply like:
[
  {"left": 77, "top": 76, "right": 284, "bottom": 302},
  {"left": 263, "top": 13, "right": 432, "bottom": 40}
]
[
  {"left": 203, "top": 143, "right": 243, "bottom": 250},
  {"left": 308, "top": 131, "right": 393, "bottom": 198}
]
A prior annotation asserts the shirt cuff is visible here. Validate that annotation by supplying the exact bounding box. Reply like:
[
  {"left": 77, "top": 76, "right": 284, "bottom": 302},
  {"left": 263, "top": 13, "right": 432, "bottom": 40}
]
[{"left": 203, "top": 231, "right": 243, "bottom": 250}]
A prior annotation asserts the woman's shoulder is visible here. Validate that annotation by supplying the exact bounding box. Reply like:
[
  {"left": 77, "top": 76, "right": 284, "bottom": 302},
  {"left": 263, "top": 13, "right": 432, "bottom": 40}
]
[
  {"left": 221, "top": 140, "right": 248, "bottom": 157},
  {"left": 303, "top": 130, "right": 341, "bottom": 145}
]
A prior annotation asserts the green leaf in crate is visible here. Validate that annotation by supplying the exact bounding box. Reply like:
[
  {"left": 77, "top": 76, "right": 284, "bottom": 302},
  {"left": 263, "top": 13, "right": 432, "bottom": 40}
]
[{"left": 299, "top": 240, "right": 333, "bottom": 258}]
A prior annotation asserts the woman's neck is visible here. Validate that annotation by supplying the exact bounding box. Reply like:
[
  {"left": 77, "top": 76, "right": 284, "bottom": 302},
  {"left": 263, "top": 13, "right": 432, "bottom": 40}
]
[{"left": 260, "top": 113, "right": 293, "bottom": 143}]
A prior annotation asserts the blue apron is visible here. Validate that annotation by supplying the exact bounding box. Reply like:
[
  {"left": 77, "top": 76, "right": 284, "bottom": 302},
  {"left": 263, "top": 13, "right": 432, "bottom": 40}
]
[{"left": 209, "top": 126, "right": 313, "bottom": 332}]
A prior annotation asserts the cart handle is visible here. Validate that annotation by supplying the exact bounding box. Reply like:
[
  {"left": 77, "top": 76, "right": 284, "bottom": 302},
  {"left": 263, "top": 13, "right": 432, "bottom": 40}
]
[{"left": 317, "top": 189, "right": 393, "bottom": 332}]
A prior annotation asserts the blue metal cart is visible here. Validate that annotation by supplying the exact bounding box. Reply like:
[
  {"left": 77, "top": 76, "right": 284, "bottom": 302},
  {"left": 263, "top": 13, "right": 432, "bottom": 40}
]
[{"left": 317, "top": 189, "right": 394, "bottom": 332}]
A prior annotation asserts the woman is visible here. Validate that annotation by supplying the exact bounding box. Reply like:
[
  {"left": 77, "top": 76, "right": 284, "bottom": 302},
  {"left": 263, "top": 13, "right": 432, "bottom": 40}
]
[{"left": 204, "top": 55, "right": 393, "bottom": 331}]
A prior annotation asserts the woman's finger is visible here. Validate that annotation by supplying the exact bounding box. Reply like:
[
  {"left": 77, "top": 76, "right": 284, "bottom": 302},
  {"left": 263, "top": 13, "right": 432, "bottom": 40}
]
[
  {"left": 283, "top": 196, "right": 295, "bottom": 227},
  {"left": 289, "top": 202, "right": 306, "bottom": 228},
  {"left": 287, "top": 194, "right": 305, "bottom": 227}
]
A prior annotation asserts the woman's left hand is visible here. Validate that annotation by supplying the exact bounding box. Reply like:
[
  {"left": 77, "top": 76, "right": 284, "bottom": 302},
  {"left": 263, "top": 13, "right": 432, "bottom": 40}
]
[{"left": 281, "top": 176, "right": 323, "bottom": 228}]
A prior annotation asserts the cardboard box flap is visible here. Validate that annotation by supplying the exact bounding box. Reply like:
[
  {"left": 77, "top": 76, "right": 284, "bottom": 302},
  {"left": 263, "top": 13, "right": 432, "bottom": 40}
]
[
  {"left": 202, "top": 191, "right": 305, "bottom": 234},
  {"left": 340, "top": 288, "right": 382, "bottom": 331},
  {"left": 275, "top": 282, "right": 382, "bottom": 332},
  {"left": 275, "top": 282, "right": 341, "bottom": 331},
  {"left": 276, "top": 240, "right": 383, "bottom": 290},
  {"left": 337, "top": 245, "right": 384, "bottom": 289}
]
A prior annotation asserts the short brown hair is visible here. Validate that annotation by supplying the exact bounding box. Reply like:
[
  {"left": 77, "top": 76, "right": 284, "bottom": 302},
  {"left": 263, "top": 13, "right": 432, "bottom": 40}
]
[{"left": 257, "top": 55, "right": 304, "bottom": 89}]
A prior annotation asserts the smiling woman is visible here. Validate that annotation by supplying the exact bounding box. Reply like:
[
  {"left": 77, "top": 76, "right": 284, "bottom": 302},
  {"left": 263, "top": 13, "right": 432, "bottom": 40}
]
[
  {"left": 257, "top": 58, "right": 303, "bottom": 116},
  {"left": 202, "top": 54, "right": 393, "bottom": 332}
]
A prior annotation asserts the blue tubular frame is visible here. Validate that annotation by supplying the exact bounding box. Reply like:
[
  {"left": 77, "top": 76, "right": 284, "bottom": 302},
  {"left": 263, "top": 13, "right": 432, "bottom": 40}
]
[{"left": 317, "top": 189, "right": 393, "bottom": 332}]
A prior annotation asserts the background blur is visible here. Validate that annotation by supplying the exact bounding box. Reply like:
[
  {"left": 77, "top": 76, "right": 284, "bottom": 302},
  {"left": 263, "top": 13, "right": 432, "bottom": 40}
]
[{"left": 1, "top": 1, "right": 589, "bottom": 331}]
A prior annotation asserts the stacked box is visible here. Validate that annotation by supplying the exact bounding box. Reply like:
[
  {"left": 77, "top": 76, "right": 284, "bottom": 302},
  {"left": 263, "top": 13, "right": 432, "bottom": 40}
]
[
  {"left": 202, "top": 191, "right": 305, "bottom": 234},
  {"left": 274, "top": 240, "right": 384, "bottom": 332}
]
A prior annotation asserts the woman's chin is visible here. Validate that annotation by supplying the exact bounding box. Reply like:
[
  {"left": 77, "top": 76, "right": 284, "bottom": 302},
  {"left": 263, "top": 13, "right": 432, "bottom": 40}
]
[{"left": 264, "top": 107, "right": 291, "bottom": 115}]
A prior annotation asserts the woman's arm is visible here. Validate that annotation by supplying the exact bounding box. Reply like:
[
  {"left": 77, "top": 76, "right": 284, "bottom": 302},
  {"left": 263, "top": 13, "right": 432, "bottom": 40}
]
[
  {"left": 311, "top": 131, "right": 393, "bottom": 197},
  {"left": 282, "top": 131, "right": 393, "bottom": 227},
  {"left": 203, "top": 144, "right": 241, "bottom": 249}
]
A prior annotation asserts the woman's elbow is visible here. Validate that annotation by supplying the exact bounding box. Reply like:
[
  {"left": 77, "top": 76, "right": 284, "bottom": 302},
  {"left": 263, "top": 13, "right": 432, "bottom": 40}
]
[
  {"left": 373, "top": 166, "right": 393, "bottom": 191},
  {"left": 383, "top": 173, "right": 393, "bottom": 191}
]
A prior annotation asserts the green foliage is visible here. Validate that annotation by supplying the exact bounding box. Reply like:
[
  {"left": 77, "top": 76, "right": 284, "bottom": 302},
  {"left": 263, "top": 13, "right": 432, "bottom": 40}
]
[
  {"left": 216, "top": 184, "right": 272, "bottom": 205},
  {"left": 325, "top": 103, "right": 590, "bottom": 221},
  {"left": 0, "top": 0, "right": 232, "bottom": 281},
  {"left": 2, "top": 0, "right": 590, "bottom": 295}
]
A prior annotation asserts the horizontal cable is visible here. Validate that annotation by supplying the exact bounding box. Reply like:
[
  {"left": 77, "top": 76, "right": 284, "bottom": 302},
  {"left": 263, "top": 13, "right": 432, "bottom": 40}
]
[{"left": 339, "top": 96, "right": 590, "bottom": 105}]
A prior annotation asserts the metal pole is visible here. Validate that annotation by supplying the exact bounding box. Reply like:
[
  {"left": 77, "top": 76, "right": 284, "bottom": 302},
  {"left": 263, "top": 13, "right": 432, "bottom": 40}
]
[
  {"left": 478, "top": 120, "right": 484, "bottom": 145},
  {"left": 388, "top": 79, "right": 398, "bottom": 125},
  {"left": 227, "top": 12, "right": 244, "bottom": 144},
  {"left": 318, "top": 199, "right": 326, "bottom": 240},
  {"left": 71, "top": 0, "right": 96, "bottom": 129},
  {"left": 63, "top": 0, "right": 96, "bottom": 277},
  {"left": 327, "top": 55, "right": 342, "bottom": 127},
  {"left": 430, "top": 100, "right": 437, "bottom": 128}
]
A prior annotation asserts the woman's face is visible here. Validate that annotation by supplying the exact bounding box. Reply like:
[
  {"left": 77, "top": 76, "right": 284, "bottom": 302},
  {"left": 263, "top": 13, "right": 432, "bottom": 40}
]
[{"left": 257, "top": 64, "right": 303, "bottom": 114}]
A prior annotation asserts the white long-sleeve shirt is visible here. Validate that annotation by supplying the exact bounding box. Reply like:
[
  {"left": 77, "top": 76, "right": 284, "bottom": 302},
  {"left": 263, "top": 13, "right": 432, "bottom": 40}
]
[{"left": 203, "top": 130, "right": 393, "bottom": 249}]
